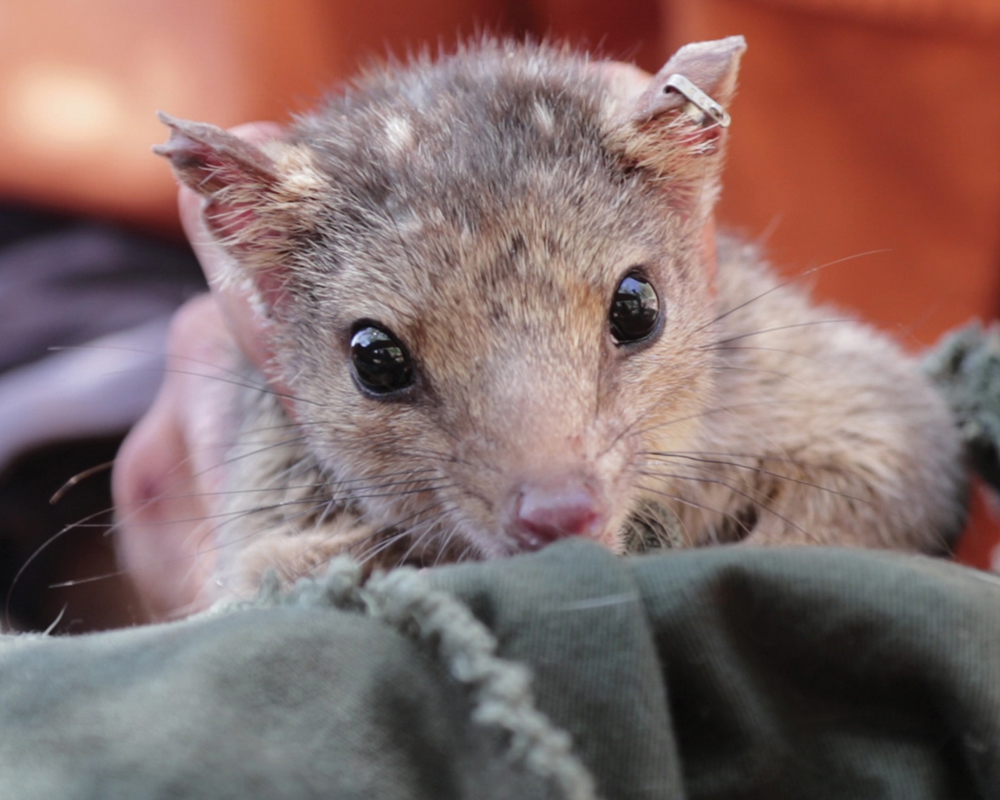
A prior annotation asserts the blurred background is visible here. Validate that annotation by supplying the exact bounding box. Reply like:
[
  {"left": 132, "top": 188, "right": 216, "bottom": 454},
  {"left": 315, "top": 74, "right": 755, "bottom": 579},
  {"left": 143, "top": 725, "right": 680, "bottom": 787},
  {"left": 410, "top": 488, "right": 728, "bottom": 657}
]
[{"left": 0, "top": 0, "right": 997, "bottom": 630}]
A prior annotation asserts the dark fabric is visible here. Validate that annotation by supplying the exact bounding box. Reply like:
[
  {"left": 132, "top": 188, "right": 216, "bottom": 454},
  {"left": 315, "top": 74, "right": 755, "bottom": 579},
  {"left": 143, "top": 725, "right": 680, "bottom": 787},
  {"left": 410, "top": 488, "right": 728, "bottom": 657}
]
[
  {"left": 2, "top": 540, "right": 999, "bottom": 799},
  {"left": 924, "top": 323, "right": 1000, "bottom": 492}
]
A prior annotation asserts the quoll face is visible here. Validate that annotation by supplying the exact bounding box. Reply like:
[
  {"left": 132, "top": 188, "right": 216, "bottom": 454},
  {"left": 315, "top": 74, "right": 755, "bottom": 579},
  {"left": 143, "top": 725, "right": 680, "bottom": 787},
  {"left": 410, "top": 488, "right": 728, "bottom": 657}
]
[
  {"left": 274, "top": 115, "right": 718, "bottom": 556},
  {"left": 154, "top": 38, "right": 766, "bottom": 562}
]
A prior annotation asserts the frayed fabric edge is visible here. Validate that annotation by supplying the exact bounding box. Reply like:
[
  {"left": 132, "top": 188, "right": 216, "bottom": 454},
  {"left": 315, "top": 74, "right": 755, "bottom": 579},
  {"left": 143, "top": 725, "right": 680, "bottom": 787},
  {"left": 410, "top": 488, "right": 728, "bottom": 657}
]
[{"left": 215, "top": 558, "right": 602, "bottom": 800}]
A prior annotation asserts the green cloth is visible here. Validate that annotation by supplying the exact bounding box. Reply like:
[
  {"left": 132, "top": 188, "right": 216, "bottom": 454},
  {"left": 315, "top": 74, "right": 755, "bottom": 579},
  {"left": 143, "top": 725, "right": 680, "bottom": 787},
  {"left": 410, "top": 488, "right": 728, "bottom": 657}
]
[
  {"left": 924, "top": 322, "right": 1000, "bottom": 492},
  {"left": 2, "top": 539, "right": 999, "bottom": 799}
]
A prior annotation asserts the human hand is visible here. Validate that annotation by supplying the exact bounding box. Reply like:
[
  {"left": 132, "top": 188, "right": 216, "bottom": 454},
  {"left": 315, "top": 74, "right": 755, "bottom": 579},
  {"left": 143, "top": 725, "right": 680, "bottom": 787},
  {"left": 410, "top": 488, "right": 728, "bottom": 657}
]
[{"left": 112, "top": 122, "right": 283, "bottom": 620}]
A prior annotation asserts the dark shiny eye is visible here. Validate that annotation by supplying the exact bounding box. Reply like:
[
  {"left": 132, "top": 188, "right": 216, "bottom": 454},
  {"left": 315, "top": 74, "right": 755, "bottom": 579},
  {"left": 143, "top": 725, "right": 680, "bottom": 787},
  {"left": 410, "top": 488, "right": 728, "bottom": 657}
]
[
  {"left": 609, "top": 271, "right": 661, "bottom": 344},
  {"left": 350, "top": 324, "right": 414, "bottom": 395}
]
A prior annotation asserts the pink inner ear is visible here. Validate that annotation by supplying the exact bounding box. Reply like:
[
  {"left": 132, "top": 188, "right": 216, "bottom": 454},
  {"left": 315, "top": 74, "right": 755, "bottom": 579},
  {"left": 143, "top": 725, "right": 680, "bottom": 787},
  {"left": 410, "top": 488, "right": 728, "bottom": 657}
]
[
  {"left": 203, "top": 199, "right": 258, "bottom": 242},
  {"left": 201, "top": 196, "right": 291, "bottom": 262},
  {"left": 625, "top": 36, "right": 746, "bottom": 154},
  {"left": 159, "top": 132, "right": 247, "bottom": 195},
  {"left": 164, "top": 116, "right": 303, "bottom": 417},
  {"left": 639, "top": 112, "right": 726, "bottom": 156},
  {"left": 154, "top": 112, "right": 280, "bottom": 195},
  {"left": 158, "top": 114, "right": 299, "bottom": 309},
  {"left": 252, "top": 263, "right": 293, "bottom": 319},
  {"left": 154, "top": 115, "right": 287, "bottom": 256},
  {"left": 680, "top": 120, "right": 726, "bottom": 155},
  {"left": 200, "top": 196, "right": 294, "bottom": 335}
]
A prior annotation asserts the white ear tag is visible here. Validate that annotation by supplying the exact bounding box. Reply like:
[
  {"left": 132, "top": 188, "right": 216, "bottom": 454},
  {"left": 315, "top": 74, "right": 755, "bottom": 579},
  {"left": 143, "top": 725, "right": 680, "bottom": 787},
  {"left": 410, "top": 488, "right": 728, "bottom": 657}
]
[{"left": 664, "top": 74, "right": 732, "bottom": 128}]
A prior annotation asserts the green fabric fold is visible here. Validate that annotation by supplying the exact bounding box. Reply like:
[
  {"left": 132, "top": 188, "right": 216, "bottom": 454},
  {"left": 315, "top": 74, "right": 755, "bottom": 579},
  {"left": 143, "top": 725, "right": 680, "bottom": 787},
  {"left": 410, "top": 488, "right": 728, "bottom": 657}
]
[{"left": 3, "top": 540, "right": 1000, "bottom": 799}]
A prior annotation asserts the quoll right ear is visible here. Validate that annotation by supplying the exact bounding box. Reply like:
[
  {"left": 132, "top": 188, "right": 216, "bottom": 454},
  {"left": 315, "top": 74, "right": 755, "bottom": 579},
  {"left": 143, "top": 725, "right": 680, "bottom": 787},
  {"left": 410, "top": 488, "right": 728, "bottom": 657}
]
[
  {"left": 158, "top": 114, "right": 322, "bottom": 258},
  {"left": 154, "top": 113, "right": 323, "bottom": 313}
]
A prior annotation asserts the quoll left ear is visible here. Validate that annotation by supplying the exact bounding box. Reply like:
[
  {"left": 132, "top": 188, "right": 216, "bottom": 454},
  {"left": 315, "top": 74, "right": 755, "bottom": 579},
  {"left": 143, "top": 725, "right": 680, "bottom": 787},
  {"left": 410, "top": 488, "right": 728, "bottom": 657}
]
[{"left": 609, "top": 36, "right": 747, "bottom": 217}]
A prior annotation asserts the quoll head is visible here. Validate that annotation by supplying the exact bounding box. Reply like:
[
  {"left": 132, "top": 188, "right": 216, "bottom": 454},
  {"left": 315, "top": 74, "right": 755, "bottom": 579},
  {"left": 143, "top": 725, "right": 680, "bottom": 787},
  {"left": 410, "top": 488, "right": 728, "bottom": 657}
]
[{"left": 156, "top": 37, "right": 746, "bottom": 559}]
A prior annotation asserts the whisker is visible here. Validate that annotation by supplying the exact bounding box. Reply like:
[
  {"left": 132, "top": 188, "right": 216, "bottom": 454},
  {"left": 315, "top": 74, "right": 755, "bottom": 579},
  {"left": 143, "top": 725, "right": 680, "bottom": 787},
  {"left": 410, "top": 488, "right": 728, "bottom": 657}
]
[
  {"left": 642, "top": 452, "right": 870, "bottom": 504},
  {"left": 701, "top": 319, "right": 852, "bottom": 349},
  {"left": 632, "top": 481, "right": 750, "bottom": 543},
  {"left": 112, "top": 470, "right": 447, "bottom": 509},
  {"left": 705, "top": 344, "right": 818, "bottom": 361},
  {"left": 105, "top": 434, "right": 314, "bottom": 537},
  {"left": 389, "top": 446, "right": 483, "bottom": 470},
  {"left": 5, "top": 505, "right": 116, "bottom": 626},
  {"left": 627, "top": 400, "right": 777, "bottom": 440},
  {"left": 637, "top": 468, "right": 777, "bottom": 510},
  {"left": 356, "top": 505, "right": 452, "bottom": 567},
  {"left": 700, "top": 249, "right": 889, "bottom": 332},
  {"left": 395, "top": 519, "right": 444, "bottom": 567},
  {"left": 111, "top": 498, "right": 336, "bottom": 529},
  {"left": 346, "top": 483, "right": 455, "bottom": 502},
  {"left": 50, "top": 342, "right": 258, "bottom": 386},
  {"left": 192, "top": 501, "right": 353, "bottom": 561},
  {"left": 156, "top": 366, "right": 327, "bottom": 408},
  {"left": 711, "top": 363, "right": 799, "bottom": 382},
  {"left": 50, "top": 460, "right": 116, "bottom": 504},
  {"left": 50, "top": 340, "right": 323, "bottom": 410},
  {"left": 636, "top": 469, "right": 816, "bottom": 542}
]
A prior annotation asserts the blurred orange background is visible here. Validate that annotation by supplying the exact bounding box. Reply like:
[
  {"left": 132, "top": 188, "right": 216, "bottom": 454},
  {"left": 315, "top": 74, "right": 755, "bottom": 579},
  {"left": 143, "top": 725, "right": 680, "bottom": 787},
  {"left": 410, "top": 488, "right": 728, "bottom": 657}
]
[{"left": 1, "top": 0, "right": 998, "bottom": 565}]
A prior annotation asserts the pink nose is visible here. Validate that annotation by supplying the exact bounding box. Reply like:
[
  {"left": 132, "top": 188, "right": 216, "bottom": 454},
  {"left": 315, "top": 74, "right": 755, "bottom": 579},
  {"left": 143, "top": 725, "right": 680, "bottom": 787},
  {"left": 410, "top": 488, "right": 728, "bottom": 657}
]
[{"left": 512, "top": 481, "right": 604, "bottom": 550}]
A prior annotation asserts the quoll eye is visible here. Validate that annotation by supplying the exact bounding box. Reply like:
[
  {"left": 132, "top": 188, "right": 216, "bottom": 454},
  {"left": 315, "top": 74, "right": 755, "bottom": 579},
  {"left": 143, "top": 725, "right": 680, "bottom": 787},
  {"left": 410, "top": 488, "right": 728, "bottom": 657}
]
[
  {"left": 609, "top": 271, "right": 661, "bottom": 344},
  {"left": 350, "top": 324, "right": 414, "bottom": 395}
]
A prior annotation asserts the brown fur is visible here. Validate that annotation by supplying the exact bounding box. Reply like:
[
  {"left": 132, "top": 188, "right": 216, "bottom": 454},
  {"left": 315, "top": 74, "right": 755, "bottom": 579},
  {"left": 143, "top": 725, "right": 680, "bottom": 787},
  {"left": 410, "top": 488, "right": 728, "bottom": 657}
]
[{"left": 156, "top": 39, "right": 966, "bottom": 598}]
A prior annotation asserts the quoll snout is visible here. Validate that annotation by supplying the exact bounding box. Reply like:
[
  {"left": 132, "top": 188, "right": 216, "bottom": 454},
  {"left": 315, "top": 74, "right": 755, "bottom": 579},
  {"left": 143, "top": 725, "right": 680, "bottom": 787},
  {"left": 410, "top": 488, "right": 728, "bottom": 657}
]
[{"left": 509, "top": 476, "right": 607, "bottom": 550}]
